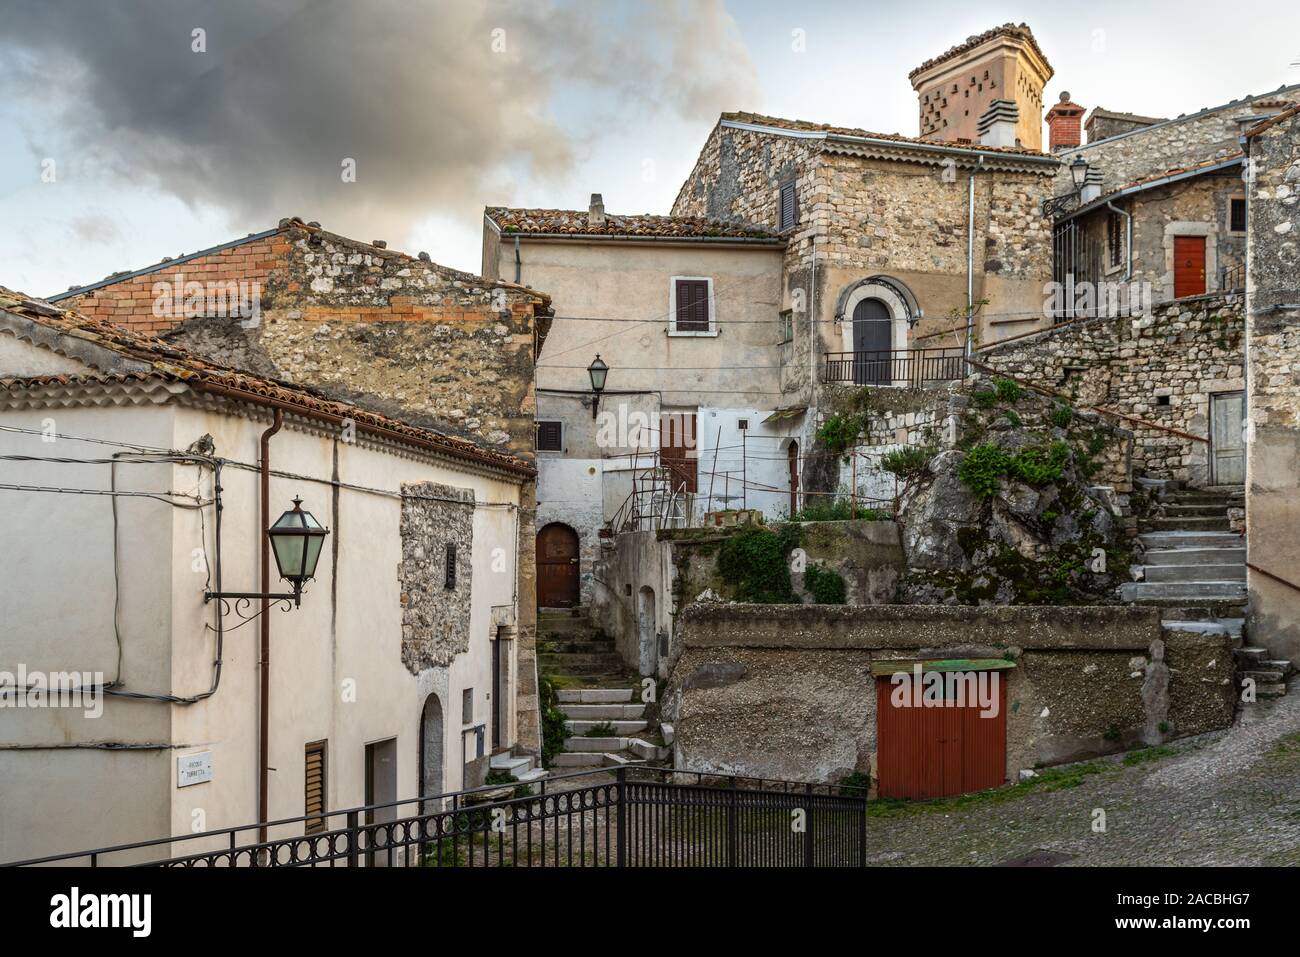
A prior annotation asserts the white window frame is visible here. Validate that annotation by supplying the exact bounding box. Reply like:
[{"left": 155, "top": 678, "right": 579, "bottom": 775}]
[
  {"left": 668, "top": 276, "right": 718, "bottom": 337},
  {"left": 535, "top": 419, "right": 564, "bottom": 453}
]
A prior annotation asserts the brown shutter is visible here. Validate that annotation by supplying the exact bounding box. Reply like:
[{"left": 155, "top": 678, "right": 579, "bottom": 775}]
[
  {"left": 675, "top": 280, "right": 710, "bottom": 332},
  {"left": 304, "top": 740, "right": 327, "bottom": 834},
  {"left": 536, "top": 420, "right": 562, "bottom": 451},
  {"left": 779, "top": 181, "right": 797, "bottom": 231}
]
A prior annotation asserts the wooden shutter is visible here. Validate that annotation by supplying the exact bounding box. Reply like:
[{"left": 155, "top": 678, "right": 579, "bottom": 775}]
[
  {"left": 779, "top": 181, "right": 797, "bottom": 231},
  {"left": 536, "top": 420, "right": 562, "bottom": 451},
  {"left": 304, "top": 740, "right": 327, "bottom": 834},
  {"left": 675, "top": 280, "right": 710, "bottom": 332}
]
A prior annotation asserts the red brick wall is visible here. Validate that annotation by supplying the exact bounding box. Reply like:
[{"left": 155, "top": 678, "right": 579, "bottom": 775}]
[
  {"left": 61, "top": 234, "right": 290, "bottom": 333},
  {"left": 1046, "top": 104, "right": 1084, "bottom": 150}
]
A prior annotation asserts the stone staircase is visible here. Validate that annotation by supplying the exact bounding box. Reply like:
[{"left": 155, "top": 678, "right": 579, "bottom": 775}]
[
  {"left": 487, "top": 751, "right": 549, "bottom": 787},
  {"left": 539, "top": 607, "right": 671, "bottom": 768},
  {"left": 1123, "top": 485, "right": 1292, "bottom": 699}
]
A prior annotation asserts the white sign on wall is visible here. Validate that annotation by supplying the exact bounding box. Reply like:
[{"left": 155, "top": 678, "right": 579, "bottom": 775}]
[{"left": 177, "top": 751, "right": 213, "bottom": 788}]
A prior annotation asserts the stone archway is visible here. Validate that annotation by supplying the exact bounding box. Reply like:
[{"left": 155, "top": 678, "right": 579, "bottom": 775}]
[
  {"left": 637, "top": 586, "right": 657, "bottom": 676},
  {"left": 837, "top": 278, "right": 913, "bottom": 359},
  {"left": 419, "top": 693, "right": 444, "bottom": 799}
]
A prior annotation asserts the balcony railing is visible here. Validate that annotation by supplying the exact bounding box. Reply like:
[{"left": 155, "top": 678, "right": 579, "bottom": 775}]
[{"left": 823, "top": 347, "right": 968, "bottom": 386}]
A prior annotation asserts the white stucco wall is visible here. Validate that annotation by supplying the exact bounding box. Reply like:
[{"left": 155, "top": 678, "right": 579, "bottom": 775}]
[{"left": 0, "top": 389, "right": 524, "bottom": 863}]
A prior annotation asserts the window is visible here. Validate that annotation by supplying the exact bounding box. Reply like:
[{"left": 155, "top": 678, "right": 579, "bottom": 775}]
[
  {"left": 778, "top": 180, "right": 798, "bottom": 231},
  {"left": 670, "top": 277, "right": 715, "bottom": 336},
  {"left": 536, "top": 420, "right": 562, "bottom": 451},
  {"left": 779, "top": 309, "right": 794, "bottom": 344},
  {"left": 462, "top": 688, "right": 474, "bottom": 724},
  {"left": 304, "top": 740, "right": 327, "bottom": 834},
  {"left": 444, "top": 543, "right": 457, "bottom": 589},
  {"left": 1230, "top": 198, "right": 1246, "bottom": 233},
  {"left": 1107, "top": 212, "right": 1124, "bottom": 268}
]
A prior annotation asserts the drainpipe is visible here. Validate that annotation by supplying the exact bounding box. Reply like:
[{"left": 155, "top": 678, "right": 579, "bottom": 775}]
[
  {"left": 965, "top": 157, "right": 984, "bottom": 355},
  {"left": 514, "top": 235, "right": 522, "bottom": 284},
  {"left": 1106, "top": 200, "right": 1133, "bottom": 282},
  {"left": 258, "top": 408, "right": 283, "bottom": 844}
]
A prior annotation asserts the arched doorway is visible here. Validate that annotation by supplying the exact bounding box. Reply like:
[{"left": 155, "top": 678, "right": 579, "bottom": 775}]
[
  {"left": 537, "top": 523, "right": 580, "bottom": 608},
  {"left": 419, "top": 693, "right": 444, "bottom": 799},
  {"left": 787, "top": 440, "right": 800, "bottom": 516},
  {"left": 638, "top": 586, "right": 656, "bottom": 676},
  {"left": 852, "top": 298, "right": 893, "bottom": 385}
]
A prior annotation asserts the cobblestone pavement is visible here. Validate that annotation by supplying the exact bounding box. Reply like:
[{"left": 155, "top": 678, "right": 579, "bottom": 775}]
[{"left": 863, "top": 692, "right": 1300, "bottom": 866}]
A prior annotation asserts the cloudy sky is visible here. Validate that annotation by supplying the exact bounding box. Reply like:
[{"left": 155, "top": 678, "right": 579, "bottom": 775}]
[{"left": 2, "top": 0, "right": 1297, "bottom": 297}]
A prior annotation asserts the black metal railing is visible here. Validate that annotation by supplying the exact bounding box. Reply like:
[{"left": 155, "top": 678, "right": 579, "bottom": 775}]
[
  {"left": 823, "top": 347, "right": 967, "bottom": 386},
  {"left": 1219, "top": 263, "right": 1245, "bottom": 291},
  {"left": 4, "top": 765, "right": 868, "bottom": 868}
]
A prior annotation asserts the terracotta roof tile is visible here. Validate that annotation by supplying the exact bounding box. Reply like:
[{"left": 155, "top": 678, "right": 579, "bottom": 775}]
[
  {"left": 719, "top": 111, "right": 1053, "bottom": 157},
  {"left": 485, "top": 207, "right": 781, "bottom": 240},
  {"left": 1244, "top": 102, "right": 1300, "bottom": 139},
  {"left": 908, "top": 22, "right": 1053, "bottom": 81},
  {"left": 0, "top": 286, "right": 533, "bottom": 478}
]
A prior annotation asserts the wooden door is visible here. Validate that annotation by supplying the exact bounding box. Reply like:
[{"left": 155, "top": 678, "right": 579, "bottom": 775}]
[
  {"left": 1210, "top": 391, "right": 1245, "bottom": 485},
  {"left": 536, "top": 523, "right": 579, "bottom": 608},
  {"left": 876, "top": 670, "right": 1007, "bottom": 800},
  {"left": 660, "top": 412, "right": 697, "bottom": 493},
  {"left": 852, "top": 298, "right": 893, "bottom": 385},
  {"left": 1173, "top": 236, "right": 1206, "bottom": 298},
  {"left": 787, "top": 441, "right": 799, "bottom": 515}
]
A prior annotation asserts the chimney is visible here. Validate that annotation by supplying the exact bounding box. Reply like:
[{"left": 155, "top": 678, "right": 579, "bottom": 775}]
[
  {"left": 588, "top": 193, "right": 606, "bottom": 228},
  {"left": 1079, "top": 167, "right": 1104, "bottom": 205},
  {"left": 977, "top": 99, "right": 1020, "bottom": 147},
  {"left": 1045, "top": 91, "right": 1085, "bottom": 151}
]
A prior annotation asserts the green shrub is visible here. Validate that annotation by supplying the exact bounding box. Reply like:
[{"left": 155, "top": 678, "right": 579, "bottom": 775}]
[
  {"left": 993, "top": 377, "right": 1022, "bottom": 404},
  {"left": 880, "top": 445, "right": 935, "bottom": 480},
  {"left": 1050, "top": 403, "right": 1074, "bottom": 429},
  {"left": 790, "top": 497, "right": 890, "bottom": 522},
  {"left": 972, "top": 389, "right": 999, "bottom": 409},
  {"left": 1007, "top": 441, "right": 1070, "bottom": 486},
  {"left": 584, "top": 721, "right": 616, "bottom": 737},
  {"left": 803, "top": 562, "right": 847, "bottom": 604},
  {"left": 717, "top": 525, "right": 801, "bottom": 603},
  {"left": 1002, "top": 409, "right": 1022, "bottom": 427},
  {"left": 816, "top": 413, "right": 863, "bottom": 455},
  {"left": 957, "top": 444, "right": 1009, "bottom": 498},
  {"left": 538, "top": 674, "right": 570, "bottom": 768}
]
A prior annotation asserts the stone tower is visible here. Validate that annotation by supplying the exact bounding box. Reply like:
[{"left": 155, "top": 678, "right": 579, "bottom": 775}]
[{"left": 909, "top": 23, "right": 1053, "bottom": 151}]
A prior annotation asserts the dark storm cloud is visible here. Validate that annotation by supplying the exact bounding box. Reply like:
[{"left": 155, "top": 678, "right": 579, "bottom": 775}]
[{"left": 0, "top": 0, "right": 757, "bottom": 238}]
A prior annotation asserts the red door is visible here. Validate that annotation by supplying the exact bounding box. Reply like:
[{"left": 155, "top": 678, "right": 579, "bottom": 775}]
[
  {"left": 660, "top": 412, "right": 697, "bottom": 493},
  {"left": 536, "top": 523, "right": 579, "bottom": 608},
  {"left": 787, "top": 441, "right": 800, "bottom": 515},
  {"left": 1173, "top": 236, "right": 1206, "bottom": 298},
  {"left": 876, "top": 670, "right": 1008, "bottom": 799}
]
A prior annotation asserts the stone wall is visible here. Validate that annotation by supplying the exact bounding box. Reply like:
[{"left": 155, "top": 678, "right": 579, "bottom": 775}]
[
  {"left": 665, "top": 603, "right": 1236, "bottom": 786},
  {"left": 979, "top": 294, "right": 1244, "bottom": 484},
  {"left": 1244, "top": 106, "right": 1300, "bottom": 663},
  {"left": 399, "top": 483, "right": 474, "bottom": 673},
  {"left": 1054, "top": 88, "right": 1300, "bottom": 197}
]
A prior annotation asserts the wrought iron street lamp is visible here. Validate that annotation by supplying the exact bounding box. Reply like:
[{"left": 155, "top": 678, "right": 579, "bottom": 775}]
[
  {"left": 206, "top": 496, "right": 329, "bottom": 610},
  {"left": 588, "top": 354, "right": 608, "bottom": 419},
  {"left": 1069, "top": 155, "right": 1090, "bottom": 193}
]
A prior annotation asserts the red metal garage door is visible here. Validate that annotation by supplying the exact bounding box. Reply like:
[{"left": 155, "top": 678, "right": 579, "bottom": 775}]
[{"left": 875, "top": 667, "right": 1008, "bottom": 800}]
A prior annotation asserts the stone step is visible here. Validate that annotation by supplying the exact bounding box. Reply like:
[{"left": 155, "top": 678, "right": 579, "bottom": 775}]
[
  {"left": 1144, "top": 563, "right": 1246, "bottom": 583},
  {"left": 1250, "top": 682, "right": 1287, "bottom": 699},
  {"left": 538, "top": 618, "right": 600, "bottom": 637},
  {"left": 1157, "top": 600, "right": 1249, "bottom": 618},
  {"left": 564, "top": 736, "right": 629, "bottom": 753},
  {"left": 550, "top": 752, "right": 611, "bottom": 768},
  {"left": 566, "top": 719, "right": 648, "bottom": 735},
  {"left": 543, "top": 640, "right": 616, "bottom": 654},
  {"left": 1161, "top": 503, "right": 1231, "bottom": 516},
  {"left": 626, "top": 738, "right": 670, "bottom": 761},
  {"left": 515, "top": 767, "right": 549, "bottom": 784},
  {"left": 1139, "top": 530, "right": 1243, "bottom": 549},
  {"left": 1165, "top": 618, "right": 1245, "bottom": 637},
  {"left": 539, "top": 652, "right": 625, "bottom": 669},
  {"left": 1140, "top": 516, "right": 1231, "bottom": 532},
  {"left": 543, "top": 663, "right": 632, "bottom": 678},
  {"left": 557, "top": 688, "right": 635, "bottom": 704},
  {"left": 539, "top": 606, "right": 588, "bottom": 619},
  {"left": 1121, "top": 581, "right": 1247, "bottom": 602},
  {"left": 1262, "top": 660, "right": 1295, "bottom": 675},
  {"left": 489, "top": 753, "right": 533, "bottom": 777},
  {"left": 1232, "top": 646, "right": 1268, "bottom": 663},
  {"left": 1240, "top": 669, "right": 1287, "bottom": 684},
  {"left": 1144, "top": 546, "right": 1246, "bottom": 565},
  {"left": 560, "top": 703, "right": 647, "bottom": 720}
]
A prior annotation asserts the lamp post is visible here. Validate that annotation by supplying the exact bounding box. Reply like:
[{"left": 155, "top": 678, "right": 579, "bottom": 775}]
[
  {"left": 1069, "top": 155, "right": 1090, "bottom": 194},
  {"left": 206, "top": 496, "right": 329, "bottom": 609},
  {"left": 588, "top": 354, "right": 608, "bottom": 420}
]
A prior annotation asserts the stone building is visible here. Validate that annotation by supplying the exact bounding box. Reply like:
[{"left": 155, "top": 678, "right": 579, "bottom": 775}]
[
  {"left": 909, "top": 22, "right": 1053, "bottom": 151},
  {"left": 1242, "top": 102, "right": 1300, "bottom": 664},
  {"left": 44, "top": 218, "right": 552, "bottom": 754},
  {"left": 0, "top": 288, "right": 538, "bottom": 862}
]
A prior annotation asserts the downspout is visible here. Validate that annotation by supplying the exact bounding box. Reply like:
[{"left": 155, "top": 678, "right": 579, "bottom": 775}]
[
  {"left": 1105, "top": 200, "right": 1133, "bottom": 281},
  {"left": 965, "top": 157, "right": 984, "bottom": 355},
  {"left": 258, "top": 408, "right": 283, "bottom": 845},
  {"left": 514, "top": 235, "right": 522, "bottom": 284}
]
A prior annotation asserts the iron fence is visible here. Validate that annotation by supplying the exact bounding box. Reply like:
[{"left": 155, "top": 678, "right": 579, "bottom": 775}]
[
  {"left": 823, "top": 347, "right": 967, "bottom": 386},
  {"left": 6, "top": 765, "right": 868, "bottom": 868}
]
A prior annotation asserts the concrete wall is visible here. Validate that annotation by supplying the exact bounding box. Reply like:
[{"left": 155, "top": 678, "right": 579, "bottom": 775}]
[
  {"left": 666, "top": 604, "right": 1235, "bottom": 787},
  {"left": 0, "top": 387, "right": 524, "bottom": 863},
  {"left": 1244, "top": 108, "right": 1300, "bottom": 663}
]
